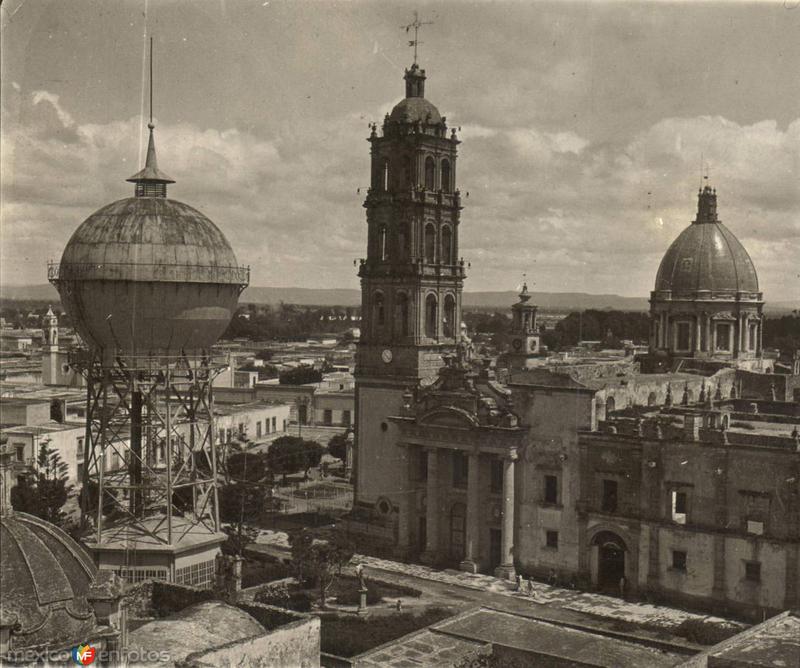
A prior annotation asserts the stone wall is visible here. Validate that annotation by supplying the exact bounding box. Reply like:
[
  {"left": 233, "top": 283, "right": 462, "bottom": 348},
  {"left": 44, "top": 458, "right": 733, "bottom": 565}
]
[{"left": 181, "top": 616, "right": 320, "bottom": 668}]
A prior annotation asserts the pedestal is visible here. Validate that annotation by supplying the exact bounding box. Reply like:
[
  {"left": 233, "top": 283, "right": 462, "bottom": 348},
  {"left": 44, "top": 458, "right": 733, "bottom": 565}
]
[
  {"left": 357, "top": 588, "right": 368, "bottom": 616},
  {"left": 459, "top": 559, "right": 479, "bottom": 574}
]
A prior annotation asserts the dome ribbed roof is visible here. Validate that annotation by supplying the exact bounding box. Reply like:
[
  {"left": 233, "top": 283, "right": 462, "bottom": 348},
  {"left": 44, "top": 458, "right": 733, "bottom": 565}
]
[
  {"left": 389, "top": 97, "right": 442, "bottom": 125},
  {"left": 59, "top": 197, "right": 240, "bottom": 284},
  {"left": 0, "top": 511, "right": 98, "bottom": 650},
  {"left": 654, "top": 187, "right": 759, "bottom": 296}
]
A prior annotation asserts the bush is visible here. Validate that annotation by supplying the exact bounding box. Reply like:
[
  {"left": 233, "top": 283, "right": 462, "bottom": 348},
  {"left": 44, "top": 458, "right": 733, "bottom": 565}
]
[
  {"left": 241, "top": 559, "right": 293, "bottom": 588},
  {"left": 254, "top": 583, "right": 314, "bottom": 612},
  {"left": 673, "top": 619, "right": 740, "bottom": 645},
  {"left": 321, "top": 607, "right": 453, "bottom": 657}
]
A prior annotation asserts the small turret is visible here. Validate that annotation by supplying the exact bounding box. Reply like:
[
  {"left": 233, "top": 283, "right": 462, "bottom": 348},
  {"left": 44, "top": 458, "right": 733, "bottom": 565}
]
[
  {"left": 404, "top": 63, "right": 426, "bottom": 98},
  {"left": 694, "top": 185, "right": 718, "bottom": 225}
]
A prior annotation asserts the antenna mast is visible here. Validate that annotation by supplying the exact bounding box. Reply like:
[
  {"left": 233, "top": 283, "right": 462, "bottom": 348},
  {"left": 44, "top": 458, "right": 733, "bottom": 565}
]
[{"left": 149, "top": 36, "right": 154, "bottom": 127}]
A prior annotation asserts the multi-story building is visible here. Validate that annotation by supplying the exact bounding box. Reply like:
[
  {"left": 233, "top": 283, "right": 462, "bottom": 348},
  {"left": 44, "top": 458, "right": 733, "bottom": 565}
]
[{"left": 577, "top": 400, "right": 800, "bottom": 616}]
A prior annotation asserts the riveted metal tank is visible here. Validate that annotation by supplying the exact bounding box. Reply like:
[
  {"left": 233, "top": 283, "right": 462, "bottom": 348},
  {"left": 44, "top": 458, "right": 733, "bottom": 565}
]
[{"left": 50, "top": 126, "right": 248, "bottom": 361}]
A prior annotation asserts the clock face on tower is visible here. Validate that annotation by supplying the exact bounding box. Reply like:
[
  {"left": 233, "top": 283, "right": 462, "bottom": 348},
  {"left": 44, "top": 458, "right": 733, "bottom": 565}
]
[
  {"left": 381, "top": 349, "right": 393, "bottom": 364},
  {"left": 512, "top": 338, "right": 523, "bottom": 351}
]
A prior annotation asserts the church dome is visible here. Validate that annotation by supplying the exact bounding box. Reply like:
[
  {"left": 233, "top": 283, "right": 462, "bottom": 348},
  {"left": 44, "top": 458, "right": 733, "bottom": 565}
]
[
  {"left": 389, "top": 97, "right": 442, "bottom": 125},
  {"left": 386, "top": 63, "right": 444, "bottom": 127},
  {"left": 0, "top": 511, "right": 98, "bottom": 650},
  {"left": 654, "top": 187, "right": 759, "bottom": 297}
]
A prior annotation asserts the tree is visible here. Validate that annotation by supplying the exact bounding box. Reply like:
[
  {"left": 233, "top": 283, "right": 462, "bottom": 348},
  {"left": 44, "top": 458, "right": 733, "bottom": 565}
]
[
  {"left": 289, "top": 529, "right": 354, "bottom": 608},
  {"left": 279, "top": 365, "right": 323, "bottom": 386},
  {"left": 226, "top": 451, "right": 268, "bottom": 485},
  {"left": 266, "top": 436, "right": 307, "bottom": 483},
  {"left": 218, "top": 481, "right": 266, "bottom": 555},
  {"left": 327, "top": 433, "right": 349, "bottom": 463},
  {"left": 11, "top": 440, "right": 72, "bottom": 526},
  {"left": 301, "top": 441, "right": 325, "bottom": 481}
]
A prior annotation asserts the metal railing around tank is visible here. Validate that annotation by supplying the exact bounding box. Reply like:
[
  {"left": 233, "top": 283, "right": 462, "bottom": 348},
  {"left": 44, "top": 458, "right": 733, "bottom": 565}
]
[{"left": 47, "top": 261, "right": 250, "bottom": 286}]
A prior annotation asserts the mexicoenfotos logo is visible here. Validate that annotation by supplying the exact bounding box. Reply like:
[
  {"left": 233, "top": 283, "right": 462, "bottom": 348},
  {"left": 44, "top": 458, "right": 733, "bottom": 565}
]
[{"left": 72, "top": 644, "right": 96, "bottom": 665}]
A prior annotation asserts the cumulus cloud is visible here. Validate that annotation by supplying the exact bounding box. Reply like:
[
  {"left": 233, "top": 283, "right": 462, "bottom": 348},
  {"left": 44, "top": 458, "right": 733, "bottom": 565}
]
[{"left": 1, "top": 88, "right": 798, "bottom": 303}]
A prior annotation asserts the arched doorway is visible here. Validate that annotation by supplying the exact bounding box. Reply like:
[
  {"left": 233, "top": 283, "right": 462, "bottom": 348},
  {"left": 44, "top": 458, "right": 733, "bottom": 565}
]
[{"left": 592, "top": 531, "right": 626, "bottom": 593}]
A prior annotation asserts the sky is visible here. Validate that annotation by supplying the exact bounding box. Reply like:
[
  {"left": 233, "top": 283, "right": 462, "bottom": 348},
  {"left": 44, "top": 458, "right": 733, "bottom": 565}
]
[{"left": 1, "top": 0, "right": 799, "bottom": 302}]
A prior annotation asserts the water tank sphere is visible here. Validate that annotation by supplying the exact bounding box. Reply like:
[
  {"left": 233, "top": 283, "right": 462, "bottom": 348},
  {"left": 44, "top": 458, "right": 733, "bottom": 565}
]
[{"left": 50, "top": 127, "right": 248, "bottom": 359}]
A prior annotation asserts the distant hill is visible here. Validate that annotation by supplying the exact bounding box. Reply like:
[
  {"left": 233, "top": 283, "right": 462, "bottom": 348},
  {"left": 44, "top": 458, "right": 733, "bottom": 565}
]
[
  {"left": 3, "top": 283, "right": 795, "bottom": 314},
  {"left": 240, "top": 287, "right": 650, "bottom": 311},
  {"left": 0, "top": 283, "right": 60, "bottom": 301}
]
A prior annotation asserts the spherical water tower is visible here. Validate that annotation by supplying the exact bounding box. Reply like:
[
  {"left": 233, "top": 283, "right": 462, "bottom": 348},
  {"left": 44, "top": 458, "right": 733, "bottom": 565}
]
[{"left": 49, "top": 116, "right": 248, "bottom": 585}]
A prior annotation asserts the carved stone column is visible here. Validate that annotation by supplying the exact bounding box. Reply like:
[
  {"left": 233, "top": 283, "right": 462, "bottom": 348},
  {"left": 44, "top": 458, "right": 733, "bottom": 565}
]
[
  {"left": 494, "top": 454, "right": 517, "bottom": 580},
  {"left": 420, "top": 448, "right": 440, "bottom": 564},
  {"left": 460, "top": 451, "right": 480, "bottom": 573},
  {"left": 695, "top": 315, "right": 702, "bottom": 353}
]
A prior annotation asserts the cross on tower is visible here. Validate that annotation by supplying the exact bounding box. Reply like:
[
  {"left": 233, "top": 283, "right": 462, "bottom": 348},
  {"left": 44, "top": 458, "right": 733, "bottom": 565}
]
[{"left": 402, "top": 11, "right": 433, "bottom": 64}]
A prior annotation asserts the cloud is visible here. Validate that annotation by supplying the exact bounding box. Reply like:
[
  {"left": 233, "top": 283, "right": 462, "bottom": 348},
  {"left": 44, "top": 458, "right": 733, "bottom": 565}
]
[{"left": 1, "top": 89, "right": 798, "bottom": 303}]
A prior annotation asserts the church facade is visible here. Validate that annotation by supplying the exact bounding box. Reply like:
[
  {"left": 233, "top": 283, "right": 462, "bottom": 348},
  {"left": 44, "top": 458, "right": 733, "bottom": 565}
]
[{"left": 351, "top": 55, "right": 798, "bottom": 620}]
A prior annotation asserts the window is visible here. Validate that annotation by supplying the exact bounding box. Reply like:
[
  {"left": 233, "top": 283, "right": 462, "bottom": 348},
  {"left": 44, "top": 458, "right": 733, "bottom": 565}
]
[
  {"left": 219, "top": 428, "right": 226, "bottom": 444},
  {"left": 544, "top": 475, "right": 558, "bottom": 505},
  {"left": 605, "top": 396, "right": 616, "bottom": 416},
  {"left": 443, "top": 295, "right": 456, "bottom": 338},
  {"left": 379, "top": 226, "right": 388, "bottom": 261},
  {"left": 117, "top": 567, "right": 168, "bottom": 584},
  {"left": 545, "top": 530, "right": 559, "bottom": 549},
  {"left": 398, "top": 223, "right": 408, "bottom": 260},
  {"left": 396, "top": 292, "right": 410, "bottom": 337},
  {"left": 441, "top": 226, "right": 453, "bottom": 265},
  {"left": 424, "top": 224, "right": 436, "bottom": 263},
  {"left": 373, "top": 292, "right": 385, "bottom": 329},
  {"left": 741, "top": 491, "right": 769, "bottom": 535},
  {"left": 381, "top": 158, "right": 389, "bottom": 191},
  {"left": 441, "top": 158, "right": 451, "bottom": 193},
  {"left": 175, "top": 560, "right": 216, "bottom": 589},
  {"left": 676, "top": 322, "right": 691, "bottom": 351},
  {"left": 238, "top": 423, "right": 245, "bottom": 437},
  {"left": 342, "top": 410, "right": 351, "bottom": 427},
  {"left": 77, "top": 438, "right": 84, "bottom": 460},
  {"left": 425, "top": 294, "right": 438, "bottom": 339},
  {"left": 424, "top": 156, "right": 435, "bottom": 190},
  {"left": 323, "top": 409, "right": 333, "bottom": 426},
  {"left": 749, "top": 323, "right": 758, "bottom": 351},
  {"left": 16, "top": 445, "right": 24, "bottom": 462},
  {"left": 490, "top": 458, "right": 503, "bottom": 493},
  {"left": 671, "top": 490, "right": 687, "bottom": 525},
  {"left": 272, "top": 417, "right": 277, "bottom": 432},
  {"left": 601, "top": 479, "right": 618, "bottom": 513},
  {"left": 744, "top": 561, "right": 761, "bottom": 582},
  {"left": 265, "top": 419, "right": 270, "bottom": 434},
  {"left": 256, "top": 422, "right": 262, "bottom": 438},
  {"left": 716, "top": 323, "right": 732, "bottom": 351},
  {"left": 76, "top": 463, "right": 84, "bottom": 482},
  {"left": 402, "top": 155, "right": 412, "bottom": 187},
  {"left": 453, "top": 451, "right": 468, "bottom": 488},
  {"left": 672, "top": 550, "right": 687, "bottom": 572}
]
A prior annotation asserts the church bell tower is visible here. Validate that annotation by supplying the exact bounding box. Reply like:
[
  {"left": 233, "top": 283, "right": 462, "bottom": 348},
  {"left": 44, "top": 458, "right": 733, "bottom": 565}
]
[{"left": 354, "top": 60, "right": 465, "bottom": 511}]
